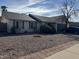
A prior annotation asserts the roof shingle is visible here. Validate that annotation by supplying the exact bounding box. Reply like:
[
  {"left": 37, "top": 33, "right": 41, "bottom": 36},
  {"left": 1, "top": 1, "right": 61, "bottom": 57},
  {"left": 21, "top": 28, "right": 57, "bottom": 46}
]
[
  {"left": 29, "top": 14, "right": 66, "bottom": 24},
  {"left": 2, "top": 11, "right": 35, "bottom": 21}
]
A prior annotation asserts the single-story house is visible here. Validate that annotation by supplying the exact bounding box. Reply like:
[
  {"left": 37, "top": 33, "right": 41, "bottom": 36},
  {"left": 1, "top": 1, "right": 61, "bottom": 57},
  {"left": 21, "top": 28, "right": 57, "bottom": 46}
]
[
  {"left": 1, "top": 11, "right": 41, "bottom": 33},
  {"left": 0, "top": 6, "right": 67, "bottom": 34}
]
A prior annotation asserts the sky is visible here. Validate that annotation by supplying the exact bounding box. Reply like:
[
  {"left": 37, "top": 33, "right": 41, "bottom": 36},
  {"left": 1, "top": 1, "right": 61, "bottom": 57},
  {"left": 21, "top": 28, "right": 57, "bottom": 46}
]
[
  {"left": 0, "top": 0, "right": 79, "bottom": 19},
  {"left": 0, "top": 0, "right": 65, "bottom": 16}
]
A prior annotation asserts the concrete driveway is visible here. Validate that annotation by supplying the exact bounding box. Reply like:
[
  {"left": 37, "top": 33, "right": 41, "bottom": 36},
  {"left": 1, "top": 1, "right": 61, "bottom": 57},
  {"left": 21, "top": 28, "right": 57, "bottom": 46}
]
[{"left": 44, "top": 44, "right": 79, "bottom": 59}]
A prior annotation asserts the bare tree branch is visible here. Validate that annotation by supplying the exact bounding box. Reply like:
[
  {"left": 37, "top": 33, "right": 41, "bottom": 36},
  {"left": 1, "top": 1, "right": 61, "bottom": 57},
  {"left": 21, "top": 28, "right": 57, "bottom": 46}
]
[{"left": 60, "top": 0, "right": 78, "bottom": 28}]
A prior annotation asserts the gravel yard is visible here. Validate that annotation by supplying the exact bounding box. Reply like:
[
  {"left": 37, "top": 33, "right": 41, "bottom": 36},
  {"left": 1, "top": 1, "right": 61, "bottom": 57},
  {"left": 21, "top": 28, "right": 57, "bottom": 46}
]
[{"left": 0, "top": 34, "right": 79, "bottom": 59}]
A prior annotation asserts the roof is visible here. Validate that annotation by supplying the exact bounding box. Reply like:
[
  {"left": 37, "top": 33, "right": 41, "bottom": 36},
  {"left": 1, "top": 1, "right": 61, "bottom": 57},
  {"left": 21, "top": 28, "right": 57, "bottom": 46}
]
[
  {"left": 29, "top": 14, "right": 66, "bottom": 24},
  {"left": 2, "top": 11, "right": 35, "bottom": 21},
  {"left": 2, "top": 11, "right": 66, "bottom": 23},
  {"left": 50, "top": 15, "right": 66, "bottom": 23}
]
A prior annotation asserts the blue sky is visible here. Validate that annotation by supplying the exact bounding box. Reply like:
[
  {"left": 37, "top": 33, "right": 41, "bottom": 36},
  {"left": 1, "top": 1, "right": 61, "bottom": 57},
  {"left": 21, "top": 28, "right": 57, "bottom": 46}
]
[{"left": 0, "top": 0, "right": 79, "bottom": 17}]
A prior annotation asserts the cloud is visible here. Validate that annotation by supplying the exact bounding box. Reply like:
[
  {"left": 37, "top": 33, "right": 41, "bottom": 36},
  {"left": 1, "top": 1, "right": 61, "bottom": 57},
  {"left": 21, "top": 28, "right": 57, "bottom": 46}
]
[
  {"left": 0, "top": 0, "right": 47, "bottom": 15},
  {"left": 0, "top": 0, "right": 61, "bottom": 17},
  {"left": 29, "top": 0, "right": 42, "bottom": 3},
  {"left": 0, "top": 0, "right": 64, "bottom": 17},
  {"left": 18, "top": 0, "right": 46, "bottom": 9},
  {"left": 26, "top": 7, "right": 53, "bottom": 15},
  {"left": 9, "top": 6, "right": 53, "bottom": 14},
  {"left": 7, "top": 0, "right": 61, "bottom": 16}
]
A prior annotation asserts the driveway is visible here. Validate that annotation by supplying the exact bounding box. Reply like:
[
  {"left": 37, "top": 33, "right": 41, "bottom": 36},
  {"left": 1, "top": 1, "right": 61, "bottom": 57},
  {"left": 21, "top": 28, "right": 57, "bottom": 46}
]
[{"left": 44, "top": 44, "right": 79, "bottom": 59}]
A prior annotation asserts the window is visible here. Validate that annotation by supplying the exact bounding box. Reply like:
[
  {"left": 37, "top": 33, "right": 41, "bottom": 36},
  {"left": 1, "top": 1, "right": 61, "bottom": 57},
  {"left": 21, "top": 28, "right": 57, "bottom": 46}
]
[
  {"left": 34, "top": 22, "right": 37, "bottom": 28},
  {"left": 29, "top": 21, "right": 37, "bottom": 29},
  {"left": 33, "top": 22, "right": 37, "bottom": 32},
  {"left": 29, "top": 21, "right": 33, "bottom": 29},
  {"left": 16, "top": 21, "right": 19, "bottom": 28},
  {"left": 22, "top": 21, "right": 24, "bottom": 29},
  {"left": 13, "top": 20, "right": 15, "bottom": 28}
]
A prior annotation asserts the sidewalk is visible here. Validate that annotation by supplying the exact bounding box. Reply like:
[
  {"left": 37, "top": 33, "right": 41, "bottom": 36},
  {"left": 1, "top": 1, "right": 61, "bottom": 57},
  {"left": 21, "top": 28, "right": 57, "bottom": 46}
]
[
  {"left": 18, "top": 41, "right": 78, "bottom": 59},
  {"left": 44, "top": 44, "right": 79, "bottom": 59}
]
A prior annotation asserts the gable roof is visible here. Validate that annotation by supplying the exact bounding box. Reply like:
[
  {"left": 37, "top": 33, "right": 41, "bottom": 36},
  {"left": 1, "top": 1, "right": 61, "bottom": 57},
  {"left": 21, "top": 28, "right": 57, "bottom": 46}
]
[
  {"left": 50, "top": 15, "right": 66, "bottom": 23},
  {"left": 29, "top": 14, "right": 66, "bottom": 24},
  {"left": 2, "top": 11, "right": 35, "bottom": 21},
  {"left": 2, "top": 11, "right": 66, "bottom": 23}
]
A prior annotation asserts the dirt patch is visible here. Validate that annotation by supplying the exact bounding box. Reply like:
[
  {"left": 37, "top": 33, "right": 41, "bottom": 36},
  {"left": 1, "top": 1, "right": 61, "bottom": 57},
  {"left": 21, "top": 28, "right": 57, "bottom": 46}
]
[{"left": 0, "top": 34, "right": 78, "bottom": 59}]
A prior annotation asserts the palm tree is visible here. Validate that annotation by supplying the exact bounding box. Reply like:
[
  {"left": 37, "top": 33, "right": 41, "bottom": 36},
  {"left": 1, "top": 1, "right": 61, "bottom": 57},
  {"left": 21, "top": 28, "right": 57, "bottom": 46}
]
[{"left": 1, "top": 6, "right": 7, "bottom": 11}]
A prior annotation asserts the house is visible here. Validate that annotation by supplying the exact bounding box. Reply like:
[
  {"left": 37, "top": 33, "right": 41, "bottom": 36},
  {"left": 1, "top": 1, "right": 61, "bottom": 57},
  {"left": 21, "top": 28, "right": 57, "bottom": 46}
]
[
  {"left": 0, "top": 6, "right": 66, "bottom": 34},
  {"left": 1, "top": 7, "right": 41, "bottom": 34},
  {"left": 69, "top": 12, "right": 79, "bottom": 28},
  {"left": 29, "top": 14, "right": 66, "bottom": 33},
  {"left": 69, "top": 22, "right": 79, "bottom": 27}
]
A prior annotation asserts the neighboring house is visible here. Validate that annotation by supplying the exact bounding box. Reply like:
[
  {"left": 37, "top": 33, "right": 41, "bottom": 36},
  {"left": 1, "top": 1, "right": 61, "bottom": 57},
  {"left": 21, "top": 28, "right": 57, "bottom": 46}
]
[
  {"left": 69, "top": 22, "right": 79, "bottom": 27},
  {"left": 0, "top": 6, "right": 66, "bottom": 34},
  {"left": 69, "top": 12, "right": 79, "bottom": 28}
]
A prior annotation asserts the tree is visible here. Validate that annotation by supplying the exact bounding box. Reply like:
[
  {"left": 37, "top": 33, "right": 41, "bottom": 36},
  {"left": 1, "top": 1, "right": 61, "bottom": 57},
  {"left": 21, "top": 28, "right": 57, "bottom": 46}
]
[
  {"left": 1, "top": 6, "right": 7, "bottom": 11},
  {"left": 60, "top": 0, "right": 78, "bottom": 28}
]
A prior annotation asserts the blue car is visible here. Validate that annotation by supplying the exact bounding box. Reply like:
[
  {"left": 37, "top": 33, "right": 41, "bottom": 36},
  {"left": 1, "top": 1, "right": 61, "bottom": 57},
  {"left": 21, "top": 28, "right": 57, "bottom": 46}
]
[{"left": 66, "top": 27, "right": 79, "bottom": 34}]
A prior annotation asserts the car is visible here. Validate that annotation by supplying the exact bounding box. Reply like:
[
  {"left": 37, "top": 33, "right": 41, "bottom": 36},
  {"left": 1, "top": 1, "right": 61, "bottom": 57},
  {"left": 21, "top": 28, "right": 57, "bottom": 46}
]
[{"left": 66, "top": 27, "right": 79, "bottom": 34}]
